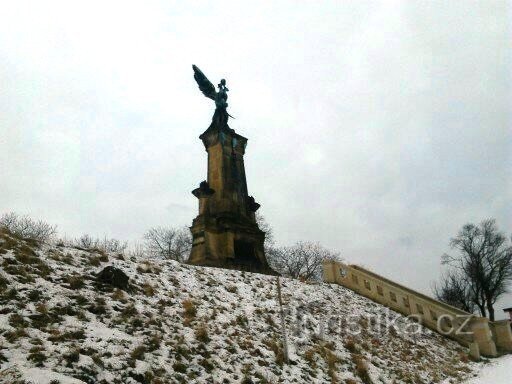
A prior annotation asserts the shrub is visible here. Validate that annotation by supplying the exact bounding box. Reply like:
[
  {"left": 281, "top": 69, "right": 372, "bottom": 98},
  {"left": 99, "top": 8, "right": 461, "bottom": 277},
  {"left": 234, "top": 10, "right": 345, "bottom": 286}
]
[
  {"left": 120, "top": 303, "right": 138, "bottom": 320},
  {"left": 111, "top": 289, "right": 126, "bottom": 302},
  {"left": 146, "top": 333, "right": 162, "bottom": 352},
  {"left": 27, "top": 289, "right": 42, "bottom": 302},
  {"left": 352, "top": 354, "right": 372, "bottom": 384},
  {"left": 73, "top": 294, "right": 89, "bottom": 306},
  {"left": 73, "top": 234, "right": 127, "bottom": 254},
  {"left": 91, "top": 353, "right": 104, "bottom": 368},
  {"left": 130, "top": 345, "right": 147, "bottom": 366},
  {"left": 88, "top": 256, "right": 102, "bottom": 267},
  {"left": 199, "top": 358, "right": 214, "bottom": 372},
  {"left": 87, "top": 297, "right": 107, "bottom": 315},
  {"left": 27, "top": 347, "right": 47, "bottom": 367},
  {"left": 35, "top": 303, "right": 48, "bottom": 315},
  {"left": 182, "top": 299, "right": 197, "bottom": 324},
  {"left": 226, "top": 285, "right": 238, "bottom": 293},
  {"left": 67, "top": 275, "right": 85, "bottom": 290},
  {"left": 0, "top": 274, "right": 8, "bottom": 290},
  {"left": 344, "top": 337, "right": 358, "bottom": 353},
  {"left": 325, "top": 349, "right": 340, "bottom": 381},
  {"left": 9, "top": 313, "right": 28, "bottom": 328},
  {"left": 172, "top": 361, "right": 187, "bottom": 373},
  {"left": 5, "top": 327, "right": 28, "bottom": 343},
  {"left": 236, "top": 314, "right": 248, "bottom": 327},
  {"left": 0, "top": 212, "right": 57, "bottom": 242},
  {"left": 142, "top": 282, "right": 155, "bottom": 297},
  {"left": 195, "top": 324, "right": 210, "bottom": 343},
  {"left": 263, "top": 338, "right": 285, "bottom": 366},
  {"left": 63, "top": 347, "right": 80, "bottom": 367},
  {"left": 304, "top": 348, "right": 317, "bottom": 369},
  {"left": 48, "top": 329, "right": 85, "bottom": 342}
]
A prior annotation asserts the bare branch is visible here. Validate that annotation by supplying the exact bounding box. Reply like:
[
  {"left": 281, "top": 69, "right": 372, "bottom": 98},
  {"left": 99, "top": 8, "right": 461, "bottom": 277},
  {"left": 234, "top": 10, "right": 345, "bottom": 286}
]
[
  {"left": 143, "top": 226, "right": 191, "bottom": 262},
  {"left": 0, "top": 212, "right": 57, "bottom": 242}
]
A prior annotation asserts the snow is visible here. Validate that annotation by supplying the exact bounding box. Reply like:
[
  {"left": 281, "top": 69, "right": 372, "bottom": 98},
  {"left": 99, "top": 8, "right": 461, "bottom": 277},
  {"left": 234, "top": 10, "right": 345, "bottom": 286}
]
[
  {"left": 464, "top": 354, "right": 512, "bottom": 384},
  {"left": 24, "top": 367, "right": 87, "bottom": 384},
  {"left": 0, "top": 230, "right": 509, "bottom": 383}
]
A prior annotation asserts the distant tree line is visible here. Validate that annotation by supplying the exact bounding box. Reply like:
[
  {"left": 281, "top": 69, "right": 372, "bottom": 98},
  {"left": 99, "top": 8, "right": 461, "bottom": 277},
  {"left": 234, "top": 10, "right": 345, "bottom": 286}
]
[
  {"left": 1, "top": 211, "right": 341, "bottom": 281},
  {"left": 6, "top": 210, "right": 509, "bottom": 305},
  {"left": 257, "top": 214, "right": 341, "bottom": 281}
]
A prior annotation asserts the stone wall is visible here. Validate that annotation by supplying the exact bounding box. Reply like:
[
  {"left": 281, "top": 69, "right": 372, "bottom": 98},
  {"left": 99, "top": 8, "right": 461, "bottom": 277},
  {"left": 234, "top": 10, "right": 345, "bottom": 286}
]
[{"left": 323, "top": 260, "right": 512, "bottom": 359}]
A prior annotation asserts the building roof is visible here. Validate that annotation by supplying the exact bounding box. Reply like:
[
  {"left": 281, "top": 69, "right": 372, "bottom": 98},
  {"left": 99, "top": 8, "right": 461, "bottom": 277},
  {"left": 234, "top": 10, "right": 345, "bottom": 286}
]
[{"left": 503, "top": 307, "right": 512, "bottom": 312}]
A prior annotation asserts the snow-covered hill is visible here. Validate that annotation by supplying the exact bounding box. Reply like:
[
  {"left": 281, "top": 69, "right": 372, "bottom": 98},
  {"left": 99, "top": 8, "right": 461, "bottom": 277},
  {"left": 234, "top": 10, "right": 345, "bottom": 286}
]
[{"left": 0, "top": 229, "right": 483, "bottom": 383}]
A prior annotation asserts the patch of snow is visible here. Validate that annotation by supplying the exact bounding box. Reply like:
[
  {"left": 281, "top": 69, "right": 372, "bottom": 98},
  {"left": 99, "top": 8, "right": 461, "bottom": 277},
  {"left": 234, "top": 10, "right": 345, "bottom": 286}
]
[
  {"left": 464, "top": 354, "right": 512, "bottom": 384},
  {"left": 23, "top": 367, "right": 87, "bottom": 384}
]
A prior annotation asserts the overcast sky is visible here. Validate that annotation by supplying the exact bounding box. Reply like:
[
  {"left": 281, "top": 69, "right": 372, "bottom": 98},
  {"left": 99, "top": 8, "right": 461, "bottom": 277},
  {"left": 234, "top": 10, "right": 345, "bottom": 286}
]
[{"left": 1, "top": 1, "right": 510, "bottom": 317}]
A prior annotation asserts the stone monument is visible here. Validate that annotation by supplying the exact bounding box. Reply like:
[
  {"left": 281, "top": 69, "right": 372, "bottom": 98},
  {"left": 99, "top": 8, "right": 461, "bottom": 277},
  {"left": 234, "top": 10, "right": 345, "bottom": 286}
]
[{"left": 188, "top": 65, "right": 275, "bottom": 274}]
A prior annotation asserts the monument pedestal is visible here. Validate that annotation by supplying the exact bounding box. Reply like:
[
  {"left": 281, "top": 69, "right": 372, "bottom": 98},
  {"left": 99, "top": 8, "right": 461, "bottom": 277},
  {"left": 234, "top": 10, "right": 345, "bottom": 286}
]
[{"left": 188, "top": 121, "right": 275, "bottom": 275}]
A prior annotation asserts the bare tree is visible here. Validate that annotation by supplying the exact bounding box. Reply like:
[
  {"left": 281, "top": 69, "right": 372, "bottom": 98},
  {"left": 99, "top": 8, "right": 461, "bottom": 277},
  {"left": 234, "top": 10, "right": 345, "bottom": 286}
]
[
  {"left": 128, "top": 241, "right": 146, "bottom": 258},
  {"left": 98, "top": 237, "right": 128, "bottom": 254},
  {"left": 433, "top": 271, "right": 476, "bottom": 313},
  {"left": 75, "top": 234, "right": 95, "bottom": 249},
  {"left": 440, "top": 219, "right": 512, "bottom": 321},
  {"left": 73, "top": 234, "right": 127, "bottom": 254},
  {"left": 272, "top": 241, "right": 341, "bottom": 281},
  {"left": 0, "top": 212, "right": 57, "bottom": 242},
  {"left": 256, "top": 213, "right": 275, "bottom": 253},
  {"left": 143, "top": 226, "right": 192, "bottom": 262},
  {"left": 255, "top": 213, "right": 282, "bottom": 270},
  {"left": 256, "top": 214, "right": 341, "bottom": 280}
]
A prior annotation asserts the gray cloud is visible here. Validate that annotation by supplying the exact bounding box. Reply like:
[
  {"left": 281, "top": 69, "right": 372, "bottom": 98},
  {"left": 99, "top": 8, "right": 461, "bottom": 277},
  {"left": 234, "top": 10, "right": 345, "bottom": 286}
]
[{"left": 1, "top": 1, "right": 510, "bottom": 316}]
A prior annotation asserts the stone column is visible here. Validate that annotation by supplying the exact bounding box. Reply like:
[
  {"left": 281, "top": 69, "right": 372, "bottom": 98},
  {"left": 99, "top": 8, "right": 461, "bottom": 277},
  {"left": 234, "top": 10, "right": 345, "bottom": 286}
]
[
  {"left": 491, "top": 320, "right": 512, "bottom": 352},
  {"left": 470, "top": 318, "right": 497, "bottom": 357}
]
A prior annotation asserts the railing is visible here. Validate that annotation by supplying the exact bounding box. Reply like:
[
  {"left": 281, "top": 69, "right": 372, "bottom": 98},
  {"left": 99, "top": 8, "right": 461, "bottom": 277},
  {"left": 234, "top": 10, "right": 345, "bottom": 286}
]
[{"left": 323, "top": 260, "right": 512, "bottom": 359}]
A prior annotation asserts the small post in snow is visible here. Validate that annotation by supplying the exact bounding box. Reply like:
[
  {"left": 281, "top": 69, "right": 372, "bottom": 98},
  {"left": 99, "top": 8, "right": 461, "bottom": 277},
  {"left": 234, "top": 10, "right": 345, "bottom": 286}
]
[{"left": 276, "top": 276, "right": 289, "bottom": 364}]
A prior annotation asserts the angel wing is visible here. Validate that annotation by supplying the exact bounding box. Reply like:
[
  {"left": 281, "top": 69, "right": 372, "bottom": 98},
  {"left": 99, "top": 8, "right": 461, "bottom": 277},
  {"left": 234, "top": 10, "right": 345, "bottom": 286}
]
[{"left": 192, "top": 65, "right": 216, "bottom": 101}]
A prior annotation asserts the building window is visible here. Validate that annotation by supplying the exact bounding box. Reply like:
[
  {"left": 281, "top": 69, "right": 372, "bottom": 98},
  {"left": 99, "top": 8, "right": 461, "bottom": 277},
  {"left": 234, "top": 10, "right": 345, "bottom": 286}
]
[
  {"left": 430, "top": 310, "right": 438, "bottom": 321},
  {"left": 352, "top": 274, "right": 359, "bottom": 285},
  {"left": 416, "top": 304, "right": 424, "bottom": 314},
  {"left": 377, "top": 285, "right": 384, "bottom": 296},
  {"left": 339, "top": 267, "right": 347, "bottom": 278},
  {"left": 403, "top": 297, "right": 410, "bottom": 308},
  {"left": 390, "top": 292, "right": 397, "bottom": 302},
  {"left": 364, "top": 279, "right": 371, "bottom": 290}
]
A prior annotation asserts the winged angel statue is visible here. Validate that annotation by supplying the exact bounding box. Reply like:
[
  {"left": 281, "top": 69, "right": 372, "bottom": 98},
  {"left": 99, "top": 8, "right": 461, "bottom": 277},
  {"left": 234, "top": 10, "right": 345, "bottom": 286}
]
[{"left": 192, "top": 65, "right": 233, "bottom": 127}]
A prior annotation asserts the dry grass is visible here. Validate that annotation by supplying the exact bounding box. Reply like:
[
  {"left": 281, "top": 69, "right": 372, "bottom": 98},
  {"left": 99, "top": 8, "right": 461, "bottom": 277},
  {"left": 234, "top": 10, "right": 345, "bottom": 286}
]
[
  {"left": 142, "top": 282, "right": 156, "bottom": 296},
  {"left": 66, "top": 275, "right": 85, "bottom": 290},
  {"left": 344, "top": 337, "right": 358, "bottom": 353},
  {"left": 263, "top": 338, "right": 285, "bottom": 366},
  {"left": 226, "top": 285, "right": 238, "bottom": 293},
  {"left": 304, "top": 342, "right": 341, "bottom": 382},
  {"left": 182, "top": 299, "right": 197, "bottom": 326},
  {"left": 136, "top": 261, "right": 161, "bottom": 275},
  {"left": 195, "top": 323, "right": 210, "bottom": 343},
  {"left": 352, "top": 353, "right": 372, "bottom": 384},
  {"left": 111, "top": 288, "right": 126, "bottom": 302}
]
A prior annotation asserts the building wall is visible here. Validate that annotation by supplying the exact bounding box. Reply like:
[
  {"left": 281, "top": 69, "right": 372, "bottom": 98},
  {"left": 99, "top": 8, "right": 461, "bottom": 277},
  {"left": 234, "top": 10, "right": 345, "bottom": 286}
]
[{"left": 323, "top": 260, "right": 512, "bottom": 358}]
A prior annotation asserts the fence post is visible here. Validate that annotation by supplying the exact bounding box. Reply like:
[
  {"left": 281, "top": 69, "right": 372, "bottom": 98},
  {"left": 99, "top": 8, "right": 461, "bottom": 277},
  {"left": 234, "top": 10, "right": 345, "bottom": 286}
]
[{"left": 276, "top": 276, "right": 289, "bottom": 364}]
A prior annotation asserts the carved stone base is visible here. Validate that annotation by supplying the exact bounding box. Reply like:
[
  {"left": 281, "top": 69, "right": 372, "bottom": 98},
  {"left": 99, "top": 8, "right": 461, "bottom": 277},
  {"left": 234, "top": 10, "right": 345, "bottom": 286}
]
[{"left": 189, "top": 214, "right": 276, "bottom": 275}]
